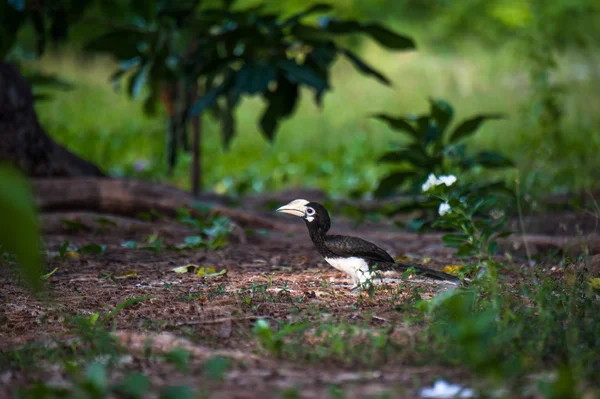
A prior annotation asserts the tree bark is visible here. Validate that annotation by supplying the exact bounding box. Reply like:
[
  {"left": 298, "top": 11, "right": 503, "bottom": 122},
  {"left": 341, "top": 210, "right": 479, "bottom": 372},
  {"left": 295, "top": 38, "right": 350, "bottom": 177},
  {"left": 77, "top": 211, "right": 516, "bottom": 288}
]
[{"left": 0, "top": 62, "right": 105, "bottom": 177}]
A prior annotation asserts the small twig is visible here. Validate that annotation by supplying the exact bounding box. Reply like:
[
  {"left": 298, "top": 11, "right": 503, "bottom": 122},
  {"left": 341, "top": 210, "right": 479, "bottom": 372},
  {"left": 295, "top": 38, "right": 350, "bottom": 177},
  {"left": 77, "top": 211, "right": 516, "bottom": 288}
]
[
  {"left": 515, "top": 171, "right": 532, "bottom": 264},
  {"left": 173, "top": 315, "right": 271, "bottom": 326}
]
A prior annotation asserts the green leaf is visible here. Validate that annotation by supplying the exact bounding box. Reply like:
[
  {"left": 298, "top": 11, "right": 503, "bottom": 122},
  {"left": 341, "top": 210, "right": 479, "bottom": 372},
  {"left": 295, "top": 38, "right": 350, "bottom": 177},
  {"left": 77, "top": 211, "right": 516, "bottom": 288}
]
[
  {"left": 374, "top": 171, "right": 417, "bottom": 198},
  {"left": 234, "top": 63, "right": 276, "bottom": 95},
  {"left": 24, "top": 71, "right": 74, "bottom": 91},
  {"left": 260, "top": 77, "right": 299, "bottom": 140},
  {"left": 160, "top": 386, "right": 195, "bottom": 399},
  {"left": 220, "top": 91, "right": 237, "bottom": 149},
  {"left": 441, "top": 234, "right": 470, "bottom": 248},
  {"left": 114, "top": 373, "right": 149, "bottom": 399},
  {"left": 449, "top": 114, "right": 504, "bottom": 143},
  {"left": 84, "top": 30, "right": 148, "bottom": 59},
  {"left": 371, "top": 114, "right": 419, "bottom": 139},
  {"left": 196, "top": 267, "right": 227, "bottom": 277},
  {"left": 40, "top": 267, "right": 58, "bottom": 280},
  {"left": 205, "top": 356, "right": 230, "bottom": 380},
  {"left": 184, "top": 235, "right": 203, "bottom": 246},
  {"left": 323, "top": 20, "right": 415, "bottom": 50},
  {"left": 487, "top": 241, "right": 498, "bottom": 257},
  {"left": 472, "top": 151, "right": 514, "bottom": 168},
  {"left": 164, "top": 348, "right": 190, "bottom": 373},
  {"left": 278, "top": 60, "right": 328, "bottom": 93},
  {"left": 81, "top": 243, "right": 106, "bottom": 255},
  {"left": 128, "top": 62, "right": 152, "bottom": 99},
  {"left": 282, "top": 3, "right": 332, "bottom": 27},
  {"left": 85, "top": 362, "right": 107, "bottom": 391},
  {"left": 377, "top": 148, "right": 431, "bottom": 168},
  {"left": 429, "top": 98, "right": 454, "bottom": 133},
  {"left": 0, "top": 165, "right": 42, "bottom": 292},
  {"left": 341, "top": 49, "right": 390, "bottom": 85},
  {"left": 121, "top": 240, "right": 138, "bottom": 249}
]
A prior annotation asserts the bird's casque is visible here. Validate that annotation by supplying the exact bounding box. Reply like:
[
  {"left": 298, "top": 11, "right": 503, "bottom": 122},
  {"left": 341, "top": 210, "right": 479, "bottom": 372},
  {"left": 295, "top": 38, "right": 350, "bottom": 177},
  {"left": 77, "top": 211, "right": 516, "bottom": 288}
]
[{"left": 276, "top": 199, "right": 459, "bottom": 291}]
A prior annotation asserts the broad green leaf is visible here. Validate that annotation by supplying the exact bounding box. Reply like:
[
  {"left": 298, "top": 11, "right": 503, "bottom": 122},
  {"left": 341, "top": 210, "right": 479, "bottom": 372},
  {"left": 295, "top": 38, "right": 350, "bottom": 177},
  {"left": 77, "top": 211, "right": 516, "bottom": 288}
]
[
  {"left": 449, "top": 114, "right": 504, "bottom": 143},
  {"left": 260, "top": 77, "right": 299, "bottom": 140},
  {"left": 323, "top": 20, "right": 415, "bottom": 50},
  {"left": 374, "top": 171, "right": 417, "bottom": 198},
  {"left": 0, "top": 165, "right": 42, "bottom": 292},
  {"left": 341, "top": 49, "right": 390, "bottom": 86},
  {"left": 371, "top": 114, "right": 419, "bottom": 139},
  {"left": 429, "top": 98, "right": 454, "bottom": 133},
  {"left": 277, "top": 60, "right": 328, "bottom": 93},
  {"left": 121, "top": 240, "right": 138, "bottom": 249}
]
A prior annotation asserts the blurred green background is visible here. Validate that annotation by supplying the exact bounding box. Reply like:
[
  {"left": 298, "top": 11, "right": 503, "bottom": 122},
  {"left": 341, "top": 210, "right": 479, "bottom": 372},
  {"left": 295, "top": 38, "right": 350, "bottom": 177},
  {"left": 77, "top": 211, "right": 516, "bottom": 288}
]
[{"left": 25, "top": 0, "right": 600, "bottom": 198}]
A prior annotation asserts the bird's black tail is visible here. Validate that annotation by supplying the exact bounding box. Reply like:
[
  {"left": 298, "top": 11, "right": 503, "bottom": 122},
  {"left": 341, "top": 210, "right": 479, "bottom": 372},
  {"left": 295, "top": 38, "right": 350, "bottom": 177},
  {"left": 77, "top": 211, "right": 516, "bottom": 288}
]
[{"left": 394, "top": 262, "right": 461, "bottom": 284}]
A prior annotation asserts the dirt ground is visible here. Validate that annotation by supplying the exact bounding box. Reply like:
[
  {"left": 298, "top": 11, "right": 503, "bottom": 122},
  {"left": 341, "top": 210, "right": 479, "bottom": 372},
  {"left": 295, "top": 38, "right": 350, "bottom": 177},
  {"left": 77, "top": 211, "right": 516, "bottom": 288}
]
[{"left": 1, "top": 196, "right": 598, "bottom": 399}]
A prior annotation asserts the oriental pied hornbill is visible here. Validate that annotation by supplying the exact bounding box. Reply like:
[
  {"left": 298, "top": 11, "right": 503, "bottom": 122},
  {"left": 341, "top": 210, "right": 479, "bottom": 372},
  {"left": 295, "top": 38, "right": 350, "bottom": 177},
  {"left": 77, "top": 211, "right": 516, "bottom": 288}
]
[{"left": 276, "top": 199, "right": 460, "bottom": 291}]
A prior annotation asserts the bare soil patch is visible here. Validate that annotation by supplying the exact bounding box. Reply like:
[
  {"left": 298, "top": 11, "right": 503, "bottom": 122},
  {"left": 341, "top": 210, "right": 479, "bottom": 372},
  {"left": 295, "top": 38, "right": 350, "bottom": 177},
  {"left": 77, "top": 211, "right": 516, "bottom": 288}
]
[{"left": 1, "top": 197, "right": 597, "bottom": 398}]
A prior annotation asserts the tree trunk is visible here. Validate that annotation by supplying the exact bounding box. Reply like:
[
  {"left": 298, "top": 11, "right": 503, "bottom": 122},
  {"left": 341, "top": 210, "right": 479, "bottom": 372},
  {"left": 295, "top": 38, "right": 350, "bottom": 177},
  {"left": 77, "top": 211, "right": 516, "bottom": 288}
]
[{"left": 0, "top": 62, "right": 105, "bottom": 177}]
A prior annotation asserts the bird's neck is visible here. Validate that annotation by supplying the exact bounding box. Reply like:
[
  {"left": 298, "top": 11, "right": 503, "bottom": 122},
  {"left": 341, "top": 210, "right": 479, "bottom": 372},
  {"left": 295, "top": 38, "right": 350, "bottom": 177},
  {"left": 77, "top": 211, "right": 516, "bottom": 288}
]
[{"left": 306, "top": 223, "right": 329, "bottom": 253}]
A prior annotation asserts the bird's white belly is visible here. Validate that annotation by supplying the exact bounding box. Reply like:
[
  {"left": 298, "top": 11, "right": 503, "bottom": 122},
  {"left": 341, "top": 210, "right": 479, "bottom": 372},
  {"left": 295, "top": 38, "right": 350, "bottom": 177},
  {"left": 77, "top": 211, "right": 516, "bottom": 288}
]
[{"left": 324, "top": 257, "right": 373, "bottom": 284}]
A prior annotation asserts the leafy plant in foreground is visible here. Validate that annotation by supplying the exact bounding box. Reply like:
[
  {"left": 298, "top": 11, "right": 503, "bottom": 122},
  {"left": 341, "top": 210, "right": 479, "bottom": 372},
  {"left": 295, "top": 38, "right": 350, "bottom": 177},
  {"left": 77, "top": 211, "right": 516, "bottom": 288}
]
[
  {"left": 417, "top": 261, "right": 600, "bottom": 398},
  {"left": 0, "top": 164, "right": 43, "bottom": 292},
  {"left": 373, "top": 99, "right": 513, "bottom": 197}
]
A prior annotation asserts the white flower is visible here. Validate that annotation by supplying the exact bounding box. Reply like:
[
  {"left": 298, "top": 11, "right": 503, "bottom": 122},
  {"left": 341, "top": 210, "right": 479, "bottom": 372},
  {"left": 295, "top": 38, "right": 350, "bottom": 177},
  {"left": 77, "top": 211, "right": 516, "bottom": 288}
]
[
  {"left": 438, "top": 202, "right": 451, "bottom": 216},
  {"left": 422, "top": 174, "right": 458, "bottom": 192},
  {"left": 420, "top": 379, "right": 474, "bottom": 398},
  {"left": 422, "top": 173, "right": 438, "bottom": 192},
  {"left": 438, "top": 174, "right": 457, "bottom": 187}
]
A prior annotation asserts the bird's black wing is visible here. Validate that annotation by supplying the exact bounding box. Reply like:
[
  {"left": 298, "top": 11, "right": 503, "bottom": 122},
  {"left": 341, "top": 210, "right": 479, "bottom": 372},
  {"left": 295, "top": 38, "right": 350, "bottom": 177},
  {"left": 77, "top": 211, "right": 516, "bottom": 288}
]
[
  {"left": 325, "top": 235, "right": 460, "bottom": 284},
  {"left": 324, "top": 235, "right": 395, "bottom": 264}
]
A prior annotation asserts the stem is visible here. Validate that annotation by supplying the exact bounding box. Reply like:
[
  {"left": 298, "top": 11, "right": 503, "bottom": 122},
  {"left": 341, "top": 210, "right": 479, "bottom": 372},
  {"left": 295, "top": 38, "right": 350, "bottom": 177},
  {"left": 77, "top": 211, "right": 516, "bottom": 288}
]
[
  {"left": 191, "top": 83, "right": 202, "bottom": 197},
  {"left": 515, "top": 171, "right": 532, "bottom": 264}
]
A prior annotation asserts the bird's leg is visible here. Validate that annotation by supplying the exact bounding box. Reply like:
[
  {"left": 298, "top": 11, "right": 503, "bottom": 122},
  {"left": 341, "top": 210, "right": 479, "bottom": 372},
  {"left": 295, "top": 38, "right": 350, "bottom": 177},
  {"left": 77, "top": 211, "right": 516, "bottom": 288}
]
[{"left": 349, "top": 284, "right": 362, "bottom": 293}]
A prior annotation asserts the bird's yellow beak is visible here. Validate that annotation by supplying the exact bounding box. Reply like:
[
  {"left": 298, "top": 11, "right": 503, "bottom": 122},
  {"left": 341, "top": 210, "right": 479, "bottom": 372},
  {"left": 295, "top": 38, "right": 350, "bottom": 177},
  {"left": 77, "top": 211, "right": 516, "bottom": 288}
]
[{"left": 276, "top": 199, "right": 309, "bottom": 217}]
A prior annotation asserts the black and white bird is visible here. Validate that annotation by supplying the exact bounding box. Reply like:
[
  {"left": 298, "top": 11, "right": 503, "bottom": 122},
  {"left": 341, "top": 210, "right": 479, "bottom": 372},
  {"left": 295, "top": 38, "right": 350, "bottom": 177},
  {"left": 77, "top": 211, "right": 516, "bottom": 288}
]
[{"left": 276, "top": 199, "right": 460, "bottom": 291}]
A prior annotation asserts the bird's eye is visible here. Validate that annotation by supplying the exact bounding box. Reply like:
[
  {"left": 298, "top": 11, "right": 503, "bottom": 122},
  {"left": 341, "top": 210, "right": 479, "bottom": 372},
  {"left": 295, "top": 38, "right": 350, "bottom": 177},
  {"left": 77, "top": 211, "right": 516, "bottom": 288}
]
[{"left": 306, "top": 207, "right": 315, "bottom": 216}]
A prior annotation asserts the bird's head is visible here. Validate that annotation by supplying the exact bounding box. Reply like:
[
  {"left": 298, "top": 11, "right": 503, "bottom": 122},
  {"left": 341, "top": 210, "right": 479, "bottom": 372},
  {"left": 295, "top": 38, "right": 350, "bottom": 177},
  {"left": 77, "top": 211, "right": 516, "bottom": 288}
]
[{"left": 276, "top": 199, "right": 331, "bottom": 234}]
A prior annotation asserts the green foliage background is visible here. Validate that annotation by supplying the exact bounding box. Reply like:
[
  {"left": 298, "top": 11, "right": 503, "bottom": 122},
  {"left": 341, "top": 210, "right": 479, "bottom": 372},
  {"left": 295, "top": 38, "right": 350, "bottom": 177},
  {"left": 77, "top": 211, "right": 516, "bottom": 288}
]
[{"left": 13, "top": 0, "right": 600, "bottom": 198}]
